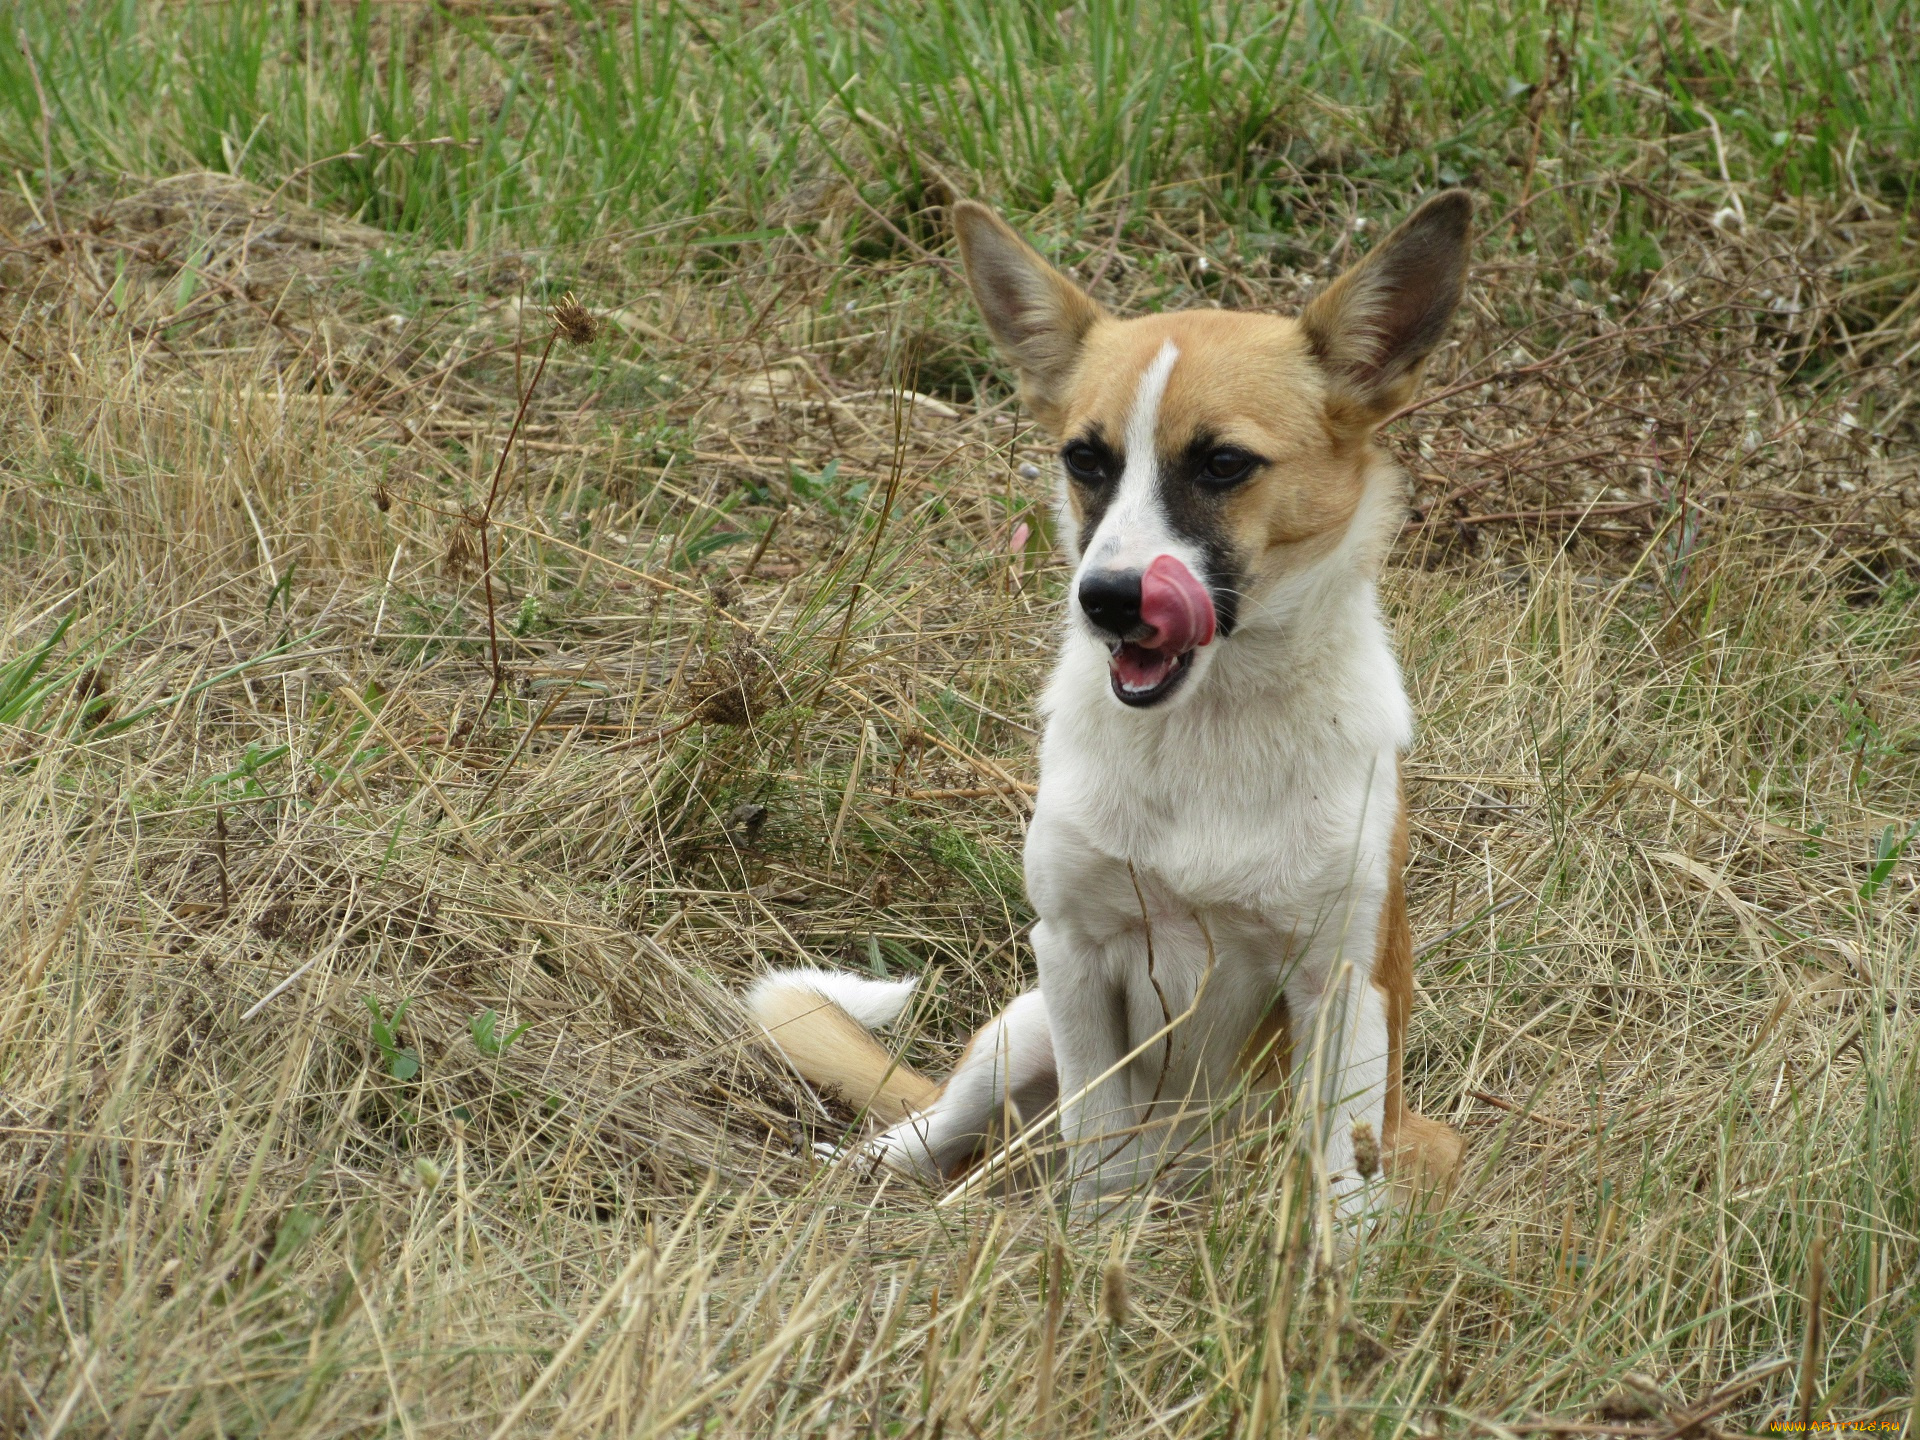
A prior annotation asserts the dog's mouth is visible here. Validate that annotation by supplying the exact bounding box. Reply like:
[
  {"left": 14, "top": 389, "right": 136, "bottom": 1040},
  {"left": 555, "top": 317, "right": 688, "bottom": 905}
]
[
  {"left": 1105, "top": 554, "right": 1216, "bottom": 708},
  {"left": 1109, "top": 642, "right": 1196, "bottom": 706}
]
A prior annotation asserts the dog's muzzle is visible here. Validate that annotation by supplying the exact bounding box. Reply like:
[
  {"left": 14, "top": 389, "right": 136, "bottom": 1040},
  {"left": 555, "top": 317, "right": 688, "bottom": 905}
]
[{"left": 1077, "top": 555, "right": 1216, "bottom": 707}]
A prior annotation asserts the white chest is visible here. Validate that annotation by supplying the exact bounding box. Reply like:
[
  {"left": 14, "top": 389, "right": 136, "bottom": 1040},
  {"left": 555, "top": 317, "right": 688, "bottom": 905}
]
[{"left": 1023, "top": 601, "right": 1410, "bottom": 943}]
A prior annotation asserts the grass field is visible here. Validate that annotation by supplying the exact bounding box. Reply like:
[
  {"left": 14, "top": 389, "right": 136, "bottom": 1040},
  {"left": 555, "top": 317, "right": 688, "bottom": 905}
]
[{"left": 3, "top": 1, "right": 1919, "bottom": 1435}]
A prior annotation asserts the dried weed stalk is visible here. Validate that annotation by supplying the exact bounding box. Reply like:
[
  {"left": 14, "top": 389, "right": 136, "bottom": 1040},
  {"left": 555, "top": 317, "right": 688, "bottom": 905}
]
[{"left": 474, "top": 293, "right": 601, "bottom": 718}]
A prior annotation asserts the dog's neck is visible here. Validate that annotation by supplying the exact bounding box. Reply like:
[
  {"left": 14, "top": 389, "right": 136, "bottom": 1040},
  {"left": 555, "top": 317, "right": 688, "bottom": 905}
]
[{"left": 1209, "top": 564, "right": 1389, "bottom": 702}]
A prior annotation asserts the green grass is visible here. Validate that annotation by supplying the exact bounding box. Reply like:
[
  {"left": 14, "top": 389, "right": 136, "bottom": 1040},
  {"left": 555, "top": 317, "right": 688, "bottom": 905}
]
[{"left": 6, "top": 0, "right": 1918, "bottom": 251}]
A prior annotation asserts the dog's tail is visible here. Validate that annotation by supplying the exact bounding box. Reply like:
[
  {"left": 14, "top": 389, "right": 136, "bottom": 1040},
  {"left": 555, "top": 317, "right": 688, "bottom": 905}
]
[{"left": 744, "top": 968, "right": 939, "bottom": 1125}]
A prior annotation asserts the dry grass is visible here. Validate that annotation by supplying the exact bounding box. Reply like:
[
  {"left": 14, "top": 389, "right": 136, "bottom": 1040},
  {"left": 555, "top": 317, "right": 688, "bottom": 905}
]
[{"left": 3, "top": 134, "right": 1919, "bottom": 1440}]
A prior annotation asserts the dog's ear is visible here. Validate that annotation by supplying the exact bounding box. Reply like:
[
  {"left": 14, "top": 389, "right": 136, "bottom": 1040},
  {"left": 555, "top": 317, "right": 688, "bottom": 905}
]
[
  {"left": 1299, "top": 189, "right": 1472, "bottom": 428},
  {"left": 952, "top": 200, "right": 1104, "bottom": 432}
]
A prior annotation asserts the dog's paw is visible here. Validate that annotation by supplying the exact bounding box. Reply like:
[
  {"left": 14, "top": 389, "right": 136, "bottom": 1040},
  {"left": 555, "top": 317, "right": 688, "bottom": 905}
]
[
  {"left": 812, "top": 1131, "right": 940, "bottom": 1185},
  {"left": 1322, "top": 1171, "right": 1394, "bottom": 1258},
  {"left": 811, "top": 1137, "right": 894, "bottom": 1182}
]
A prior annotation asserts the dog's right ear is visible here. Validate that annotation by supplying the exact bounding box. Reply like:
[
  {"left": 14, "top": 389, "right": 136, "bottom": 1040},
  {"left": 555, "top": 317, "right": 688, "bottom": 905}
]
[{"left": 952, "top": 201, "right": 1104, "bottom": 432}]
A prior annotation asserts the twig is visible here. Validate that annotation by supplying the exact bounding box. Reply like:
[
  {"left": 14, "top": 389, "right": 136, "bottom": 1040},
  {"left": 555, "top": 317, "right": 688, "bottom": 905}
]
[
  {"left": 1386, "top": 300, "right": 1748, "bottom": 424},
  {"left": 473, "top": 295, "right": 598, "bottom": 719},
  {"left": 0, "top": 324, "right": 45, "bottom": 367},
  {"left": 826, "top": 361, "right": 916, "bottom": 679},
  {"left": 902, "top": 785, "right": 1028, "bottom": 801},
  {"left": 1652, "top": 1358, "right": 1797, "bottom": 1440},
  {"left": 1453, "top": 500, "right": 1661, "bottom": 528},
  {"left": 238, "top": 954, "right": 323, "bottom": 1022},
  {"left": 476, "top": 332, "right": 558, "bottom": 718},
  {"left": 601, "top": 716, "right": 701, "bottom": 754},
  {"left": 738, "top": 508, "right": 786, "bottom": 580},
  {"left": 1469, "top": 1091, "right": 1584, "bottom": 1133},
  {"left": 1513, "top": 0, "right": 1577, "bottom": 210},
  {"left": 213, "top": 806, "right": 231, "bottom": 912}
]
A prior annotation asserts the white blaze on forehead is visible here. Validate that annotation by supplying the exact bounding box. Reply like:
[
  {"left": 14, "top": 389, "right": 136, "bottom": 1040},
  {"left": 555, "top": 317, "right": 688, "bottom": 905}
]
[
  {"left": 1086, "top": 340, "right": 1181, "bottom": 569},
  {"left": 1124, "top": 339, "right": 1180, "bottom": 462}
]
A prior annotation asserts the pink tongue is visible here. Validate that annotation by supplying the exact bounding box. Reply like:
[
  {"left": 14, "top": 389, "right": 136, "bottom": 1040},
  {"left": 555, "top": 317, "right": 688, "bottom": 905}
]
[
  {"left": 1110, "top": 556, "right": 1215, "bottom": 693},
  {"left": 1138, "top": 554, "right": 1216, "bottom": 652}
]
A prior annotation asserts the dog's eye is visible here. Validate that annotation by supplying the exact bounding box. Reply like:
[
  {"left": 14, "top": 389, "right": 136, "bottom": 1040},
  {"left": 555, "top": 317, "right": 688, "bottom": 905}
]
[
  {"left": 1061, "top": 442, "right": 1108, "bottom": 483},
  {"left": 1201, "top": 448, "right": 1258, "bottom": 485}
]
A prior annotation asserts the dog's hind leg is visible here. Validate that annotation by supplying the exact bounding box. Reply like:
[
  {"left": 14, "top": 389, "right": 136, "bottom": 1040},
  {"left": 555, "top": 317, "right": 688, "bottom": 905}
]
[
  {"left": 862, "top": 989, "right": 1057, "bottom": 1182},
  {"left": 1374, "top": 786, "right": 1464, "bottom": 1199}
]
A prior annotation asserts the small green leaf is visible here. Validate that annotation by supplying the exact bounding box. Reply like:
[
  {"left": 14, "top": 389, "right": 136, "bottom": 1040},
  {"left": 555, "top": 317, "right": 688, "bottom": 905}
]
[
  {"left": 470, "top": 1008, "right": 499, "bottom": 1055},
  {"left": 469, "top": 1009, "right": 527, "bottom": 1057},
  {"left": 264, "top": 560, "right": 299, "bottom": 622},
  {"left": 366, "top": 996, "right": 419, "bottom": 1079},
  {"left": 1859, "top": 821, "right": 1918, "bottom": 901},
  {"left": 680, "top": 530, "right": 752, "bottom": 565}
]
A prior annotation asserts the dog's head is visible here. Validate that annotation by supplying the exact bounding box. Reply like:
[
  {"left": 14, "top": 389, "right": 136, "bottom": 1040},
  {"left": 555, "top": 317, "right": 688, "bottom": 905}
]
[{"left": 954, "top": 192, "right": 1471, "bottom": 708}]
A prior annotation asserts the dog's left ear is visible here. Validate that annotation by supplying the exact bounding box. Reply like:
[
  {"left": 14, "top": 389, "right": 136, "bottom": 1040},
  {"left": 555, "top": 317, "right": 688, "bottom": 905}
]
[{"left": 1299, "top": 189, "right": 1472, "bottom": 428}]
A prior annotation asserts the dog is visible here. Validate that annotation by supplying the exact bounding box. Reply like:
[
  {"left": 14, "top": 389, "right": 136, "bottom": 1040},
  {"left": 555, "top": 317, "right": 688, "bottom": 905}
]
[{"left": 747, "top": 190, "right": 1471, "bottom": 1224}]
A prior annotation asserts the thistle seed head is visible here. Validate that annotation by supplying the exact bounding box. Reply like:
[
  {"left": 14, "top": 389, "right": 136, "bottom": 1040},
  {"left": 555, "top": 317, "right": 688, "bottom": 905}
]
[
  {"left": 443, "top": 524, "right": 475, "bottom": 577},
  {"left": 1351, "top": 1120, "right": 1381, "bottom": 1181},
  {"left": 550, "top": 292, "right": 598, "bottom": 346}
]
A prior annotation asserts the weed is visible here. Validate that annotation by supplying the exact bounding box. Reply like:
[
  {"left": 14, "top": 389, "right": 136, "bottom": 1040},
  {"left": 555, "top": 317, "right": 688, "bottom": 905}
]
[
  {"left": 206, "top": 741, "right": 291, "bottom": 798},
  {"left": 468, "top": 1009, "right": 529, "bottom": 1059},
  {"left": 364, "top": 996, "right": 420, "bottom": 1081},
  {"left": 0, "top": 611, "right": 79, "bottom": 733},
  {"left": 1860, "top": 822, "right": 1920, "bottom": 905}
]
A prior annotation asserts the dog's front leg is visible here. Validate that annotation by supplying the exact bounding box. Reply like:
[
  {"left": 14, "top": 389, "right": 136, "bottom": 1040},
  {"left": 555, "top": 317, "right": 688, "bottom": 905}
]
[
  {"left": 858, "top": 989, "right": 1057, "bottom": 1182},
  {"left": 1034, "top": 919, "right": 1153, "bottom": 1206},
  {"left": 1287, "top": 951, "right": 1391, "bottom": 1226}
]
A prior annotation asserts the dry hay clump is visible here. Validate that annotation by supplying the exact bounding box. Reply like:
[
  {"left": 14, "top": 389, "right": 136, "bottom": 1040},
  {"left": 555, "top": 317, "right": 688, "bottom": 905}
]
[
  {"left": 1393, "top": 194, "right": 1920, "bottom": 565},
  {"left": 37, "top": 172, "right": 386, "bottom": 342},
  {"left": 0, "top": 168, "right": 1917, "bottom": 1435},
  {"left": 98, "top": 171, "right": 390, "bottom": 258}
]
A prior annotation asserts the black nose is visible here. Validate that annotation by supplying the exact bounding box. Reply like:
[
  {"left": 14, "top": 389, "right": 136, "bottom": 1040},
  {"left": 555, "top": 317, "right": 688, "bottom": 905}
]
[{"left": 1078, "top": 570, "right": 1142, "bottom": 638}]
